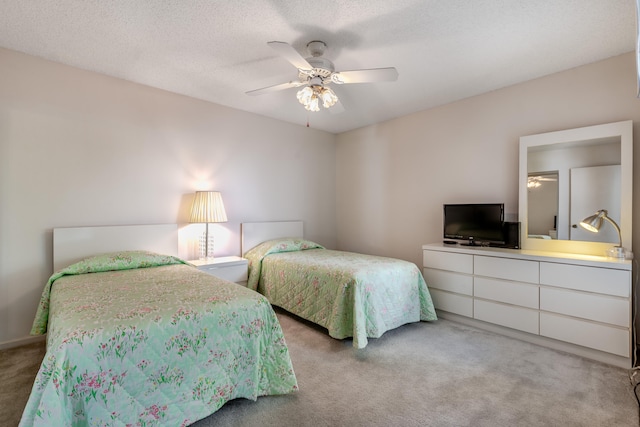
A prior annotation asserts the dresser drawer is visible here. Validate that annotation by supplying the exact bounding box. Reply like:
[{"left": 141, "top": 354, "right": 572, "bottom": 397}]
[
  {"left": 540, "top": 287, "right": 629, "bottom": 327},
  {"left": 474, "top": 299, "right": 539, "bottom": 334},
  {"left": 429, "top": 289, "right": 473, "bottom": 317},
  {"left": 423, "top": 268, "right": 473, "bottom": 295},
  {"left": 539, "top": 263, "right": 630, "bottom": 297},
  {"left": 474, "top": 277, "right": 538, "bottom": 309},
  {"left": 540, "top": 312, "right": 629, "bottom": 357},
  {"left": 423, "top": 250, "right": 473, "bottom": 274},
  {"left": 474, "top": 256, "right": 539, "bottom": 283}
]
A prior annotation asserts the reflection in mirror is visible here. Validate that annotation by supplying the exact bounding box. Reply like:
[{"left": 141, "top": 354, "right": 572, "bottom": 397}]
[
  {"left": 527, "top": 139, "right": 621, "bottom": 242},
  {"left": 518, "top": 120, "right": 632, "bottom": 257},
  {"left": 527, "top": 171, "right": 558, "bottom": 239},
  {"left": 569, "top": 164, "right": 621, "bottom": 243}
]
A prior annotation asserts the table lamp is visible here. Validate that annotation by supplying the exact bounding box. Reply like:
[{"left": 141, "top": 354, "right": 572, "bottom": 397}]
[{"left": 189, "top": 191, "right": 228, "bottom": 259}]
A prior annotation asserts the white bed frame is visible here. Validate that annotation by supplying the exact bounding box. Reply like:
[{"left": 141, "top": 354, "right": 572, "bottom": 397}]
[
  {"left": 241, "top": 221, "right": 303, "bottom": 255},
  {"left": 53, "top": 224, "right": 178, "bottom": 271}
]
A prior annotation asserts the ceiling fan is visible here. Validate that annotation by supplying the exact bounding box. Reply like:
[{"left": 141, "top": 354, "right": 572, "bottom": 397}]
[
  {"left": 246, "top": 40, "right": 398, "bottom": 112},
  {"left": 527, "top": 174, "right": 558, "bottom": 188}
]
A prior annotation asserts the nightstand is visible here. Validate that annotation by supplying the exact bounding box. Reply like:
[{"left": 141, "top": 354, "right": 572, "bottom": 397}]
[{"left": 190, "top": 256, "right": 248, "bottom": 285}]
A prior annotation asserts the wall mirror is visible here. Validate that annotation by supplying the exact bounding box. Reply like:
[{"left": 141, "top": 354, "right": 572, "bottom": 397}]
[{"left": 518, "top": 120, "right": 632, "bottom": 256}]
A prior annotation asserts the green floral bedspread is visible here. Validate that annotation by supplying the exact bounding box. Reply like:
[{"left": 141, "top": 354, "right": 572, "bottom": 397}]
[
  {"left": 245, "top": 240, "right": 437, "bottom": 349},
  {"left": 20, "top": 251, "right": 298, "bottom": 426}
]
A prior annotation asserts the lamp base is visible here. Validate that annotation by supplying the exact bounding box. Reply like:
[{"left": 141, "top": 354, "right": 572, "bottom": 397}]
[
  {"left": 199, "top": 229, "right": 215, "bottom": 260},
  {"left": 606, "top": 246, "right": 626, "bottom": 259}
]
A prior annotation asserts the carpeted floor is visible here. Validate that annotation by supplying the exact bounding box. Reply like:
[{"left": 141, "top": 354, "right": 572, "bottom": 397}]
[
  {"left": 3, "top": 311, "right": 638, "bottom": 426},
  {"left": 0, "top": 338, "right": 47, "bottom": 427}
]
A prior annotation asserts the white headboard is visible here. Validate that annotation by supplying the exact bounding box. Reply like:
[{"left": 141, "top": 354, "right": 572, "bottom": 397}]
[
  {"left": 53, "top": 224, "right": 178, "bottom": 271},
  {"left": 241, "top": 221, "right": 303, "bottom": 255}
]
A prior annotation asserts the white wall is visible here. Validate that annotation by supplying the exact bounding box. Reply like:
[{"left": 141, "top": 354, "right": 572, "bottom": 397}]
[
  {"left": 336, "top": 52, "right": 640, "bottom": 271},
  {"left": 3, "top": 47, "right": 639, "bottom": 348},
  {"left": 0, "top": 48, "right": 336, "bottom": 346}
]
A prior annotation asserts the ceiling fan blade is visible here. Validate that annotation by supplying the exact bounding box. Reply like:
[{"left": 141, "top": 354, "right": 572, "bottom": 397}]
[
  {"left": 267, "top": 41, "right": 312, "bottom": 71},
  {"left": 331, "top": 67, "right": 398, "bottom": 84},
  {"left": 246, "top": 80, "right": 305, "bottom": 96}
]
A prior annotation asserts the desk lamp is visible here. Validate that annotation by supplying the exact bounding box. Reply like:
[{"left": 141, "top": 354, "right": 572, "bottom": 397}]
[{"left": 579, "top": 209, "right": 625, "bottom": 259}]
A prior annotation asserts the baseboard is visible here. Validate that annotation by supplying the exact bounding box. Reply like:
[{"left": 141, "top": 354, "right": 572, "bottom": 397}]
[
  {"left": 0, "top": 334, "right": 46, "bottom": 351},
  {"left": 437, "top": 311, "right": 632, "bottom": 369}
]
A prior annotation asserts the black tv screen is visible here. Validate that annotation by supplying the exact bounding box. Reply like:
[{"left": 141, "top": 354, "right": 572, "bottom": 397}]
[{"left": 443, "top": 203, "right": 505, "bottom": 245}]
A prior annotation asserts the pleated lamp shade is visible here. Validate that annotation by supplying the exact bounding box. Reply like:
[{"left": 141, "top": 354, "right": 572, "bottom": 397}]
[{"left": 189, "top": 191, "right": 228, "bottom": 224}]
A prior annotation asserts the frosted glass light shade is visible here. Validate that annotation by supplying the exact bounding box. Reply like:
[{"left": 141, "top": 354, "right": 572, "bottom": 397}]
[
  {"left": 189, "top": 191, "right": 228, "bottom": 223},
  {"left": 296, "top": 85, "right": 338, "bottom": 111}
]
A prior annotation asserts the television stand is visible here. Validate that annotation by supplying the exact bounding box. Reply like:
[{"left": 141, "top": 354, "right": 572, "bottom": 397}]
[{"left": 422, "top": 243, "right": 633, "bottom": 368}]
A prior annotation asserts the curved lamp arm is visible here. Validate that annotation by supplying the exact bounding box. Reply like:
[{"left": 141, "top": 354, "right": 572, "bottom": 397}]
[
  {"left": 602, "top": 215, "right": 622, "bottom": 248},
  {"left": 579, "top": 209, "right": 625, "bottom": 258}
]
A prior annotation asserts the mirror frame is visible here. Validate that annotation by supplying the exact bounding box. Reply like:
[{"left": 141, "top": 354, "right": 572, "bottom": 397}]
[{"left": 518, "top": 120, "right": 633, "bottom": 256}]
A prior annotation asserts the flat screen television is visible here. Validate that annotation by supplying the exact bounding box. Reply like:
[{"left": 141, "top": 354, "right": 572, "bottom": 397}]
[{"left": 443, "top": 203, "right": 505, "bottom": 246}]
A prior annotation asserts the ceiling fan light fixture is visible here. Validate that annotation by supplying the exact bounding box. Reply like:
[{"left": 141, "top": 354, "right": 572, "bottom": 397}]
[
  {"left": 296, "top": 86, "right": 318, "bottom": 111},
  {"left": 527, "top": 177, "right": 541, "bottom": 188},
  {"left": 248, "top": 40, "right": 398, "bottom": 114},
  {"left": 296, "top": 85, "right": 337, "bottom": 112},
  {"left": 307, "top": 96, "right": 320, "bottom": 112},
  {"left": 296, "top": 86, "right": 313, "bottom": 103},
  {"left": 321, "top": 86, "right": 338, "bottom": 108}
]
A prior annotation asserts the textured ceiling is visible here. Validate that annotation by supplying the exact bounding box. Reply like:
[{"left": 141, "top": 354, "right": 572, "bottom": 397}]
[{"left": 0, "top": 1, "right": 636, "bottom": 134}]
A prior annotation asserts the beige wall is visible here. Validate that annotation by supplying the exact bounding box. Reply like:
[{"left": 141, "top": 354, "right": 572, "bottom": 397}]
[
  {"left": 0, "top": 48, "right": 337, "bottom": 345},
  {"left": 2, "top": 46, "right": 638, "bottom": 347},
  {"left": 336, "top": 52, "right": 639, "bottom": 270}
]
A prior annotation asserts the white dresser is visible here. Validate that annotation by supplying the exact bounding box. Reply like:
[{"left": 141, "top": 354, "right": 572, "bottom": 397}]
[{"left": 422, "top": 243, "right": 633, "bottom": 368}]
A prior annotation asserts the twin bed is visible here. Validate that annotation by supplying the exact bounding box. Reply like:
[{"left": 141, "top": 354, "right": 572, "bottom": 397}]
[
  {"left": 20, "top": 224, "right": 297, "bottom": 427},
  {"left": 21, "top": 221, "right": 436, "bottom": 426},
  {"left": 241, "top": 221, "right": 437, "bottom": 349}
]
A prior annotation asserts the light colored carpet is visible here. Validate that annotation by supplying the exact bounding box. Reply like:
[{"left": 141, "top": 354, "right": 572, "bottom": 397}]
[
  {"left": 2, "top": 311, "right": 638, "bottom": 426},
  {"left": 0, "top": 338, "right": 47, "bottom": 427}
]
